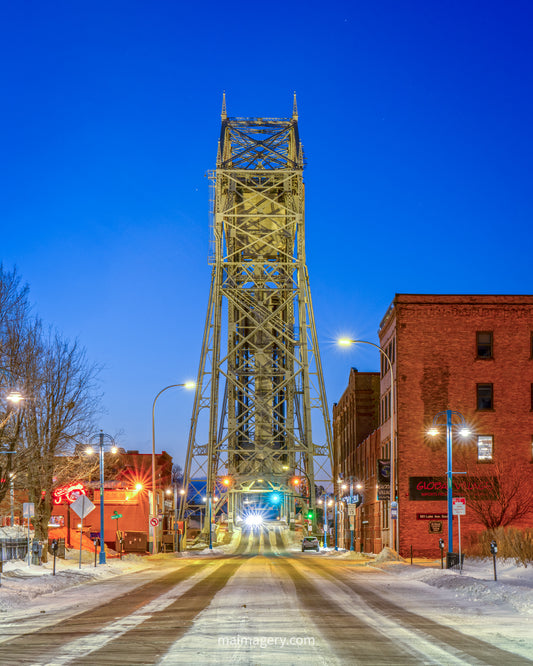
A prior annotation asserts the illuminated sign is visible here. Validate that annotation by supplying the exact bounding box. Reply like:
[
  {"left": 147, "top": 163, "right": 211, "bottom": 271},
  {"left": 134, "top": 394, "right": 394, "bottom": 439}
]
[
  {"left": 52, "top": 483, "right": 87, "bottom": 505},
  {"left": 409, "top": 477, "right": 496, "bottom": 501}
]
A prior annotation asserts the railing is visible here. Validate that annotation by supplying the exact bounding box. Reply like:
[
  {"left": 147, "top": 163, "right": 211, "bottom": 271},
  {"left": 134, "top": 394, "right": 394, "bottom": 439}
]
[{"left": 0, "top": 538, "right": 29, "bottom": 563}]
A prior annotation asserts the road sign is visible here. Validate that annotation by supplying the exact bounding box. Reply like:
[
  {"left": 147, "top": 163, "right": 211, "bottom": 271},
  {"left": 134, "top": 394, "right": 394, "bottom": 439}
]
[
  {"left": 452, "top": 497, "right": 466, "bottom": 516},
  {"left": 70, "top": 495, "right": 95, "bottom": 519},
  {"left": 149, "top": 517, "right": 160, "bottom": 527},
  {"left": 111, "top": 512, "right": 122, "bottom": 520},
  {"left": 22, "top": 502, "right": 35, "bottom": 518},
  {"left": 347, "top": 504, "right": 356, "bottom": 516}
]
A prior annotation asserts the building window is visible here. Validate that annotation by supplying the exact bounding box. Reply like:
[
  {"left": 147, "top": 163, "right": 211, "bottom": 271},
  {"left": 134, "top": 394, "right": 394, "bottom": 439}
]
[
  {"left": 477, "top": 435, "right": 493, "bottom": 461},
  {"left": 477, "top": 383, "right": 493, "bottom": 410},
  {"left": 477, "top": 331, "right": 493, "bottom": 358}
]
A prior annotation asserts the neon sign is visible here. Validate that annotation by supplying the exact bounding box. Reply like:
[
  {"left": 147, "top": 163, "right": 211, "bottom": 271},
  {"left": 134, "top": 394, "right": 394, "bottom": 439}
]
[{"left": 52, "top": 483, "right": 87, "bottom": 505}]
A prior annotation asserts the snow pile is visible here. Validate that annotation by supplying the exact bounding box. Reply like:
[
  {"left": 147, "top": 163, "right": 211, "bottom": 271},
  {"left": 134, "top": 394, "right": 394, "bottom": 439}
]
[
  {"left": 379, "top": 558, "right": 533, "bottom": 616},
  {"left": 0, "top": 526, "right": 30, "bottom": 538},
  {"left": 373, "top": 546, "right": 407, "bottom": 563},
  {"left": 0, "top": 552, "right": 151, "bottom": 611}
]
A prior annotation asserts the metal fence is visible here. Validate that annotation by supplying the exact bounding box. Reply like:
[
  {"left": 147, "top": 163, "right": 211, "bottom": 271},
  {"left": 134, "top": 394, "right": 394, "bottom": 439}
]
[{"left": 0, "top": 538, "right": 29, "bottom": 563}]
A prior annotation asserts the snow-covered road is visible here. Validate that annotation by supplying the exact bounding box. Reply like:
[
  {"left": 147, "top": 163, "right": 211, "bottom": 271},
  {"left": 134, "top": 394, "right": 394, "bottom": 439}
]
[{"left": 0, "top": 525, "right": 531, "bottom": 664}]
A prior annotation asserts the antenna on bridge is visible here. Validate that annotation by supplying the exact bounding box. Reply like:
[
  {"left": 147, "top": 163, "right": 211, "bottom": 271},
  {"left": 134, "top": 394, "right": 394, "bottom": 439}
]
[
  {"left": 221, "top": 91, "right": 227, "bottom": 120},
  {"left": 292, "top": 91, "right": 298, "bottom": 120}
]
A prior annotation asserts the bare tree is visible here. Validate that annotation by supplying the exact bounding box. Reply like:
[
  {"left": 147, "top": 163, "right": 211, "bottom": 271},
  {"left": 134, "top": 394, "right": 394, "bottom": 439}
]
[
  {"left": 460, "top": 459, "right": 533, "bottom": 530},
  {"left": 20, "top": 328, "right": 101, "bottom": 554},
  {"left": 0, "top": 265, "right": 31, "bottom": 506},
  {"left": 172, "top": 463, "right": 183, "bottom": 486}
]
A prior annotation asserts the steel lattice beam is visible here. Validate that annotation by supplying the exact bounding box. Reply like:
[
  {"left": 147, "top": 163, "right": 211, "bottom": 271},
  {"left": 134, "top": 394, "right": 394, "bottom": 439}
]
[{"left": 181, "top": 96, "right": 332, "bottom": 530}]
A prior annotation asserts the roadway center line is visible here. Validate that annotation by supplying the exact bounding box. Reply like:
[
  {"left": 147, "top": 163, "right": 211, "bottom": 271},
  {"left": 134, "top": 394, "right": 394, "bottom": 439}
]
[{"left": 38, "top": 560, "right": 227, "bottom": 666}]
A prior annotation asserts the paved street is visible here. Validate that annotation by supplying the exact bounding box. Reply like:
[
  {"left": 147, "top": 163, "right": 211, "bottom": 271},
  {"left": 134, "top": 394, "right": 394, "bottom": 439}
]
[{"left": 0, "top": 526, "right": 530, "bottom": 665}]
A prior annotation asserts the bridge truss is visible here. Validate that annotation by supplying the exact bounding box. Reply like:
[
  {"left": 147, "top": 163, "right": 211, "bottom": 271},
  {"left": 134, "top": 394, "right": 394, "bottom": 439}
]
[{"left": 181, "top": 95, "right": 332, "bottom": 530}]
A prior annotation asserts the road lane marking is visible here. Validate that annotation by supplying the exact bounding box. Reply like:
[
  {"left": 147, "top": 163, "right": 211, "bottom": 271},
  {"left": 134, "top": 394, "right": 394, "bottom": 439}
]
[
  {"left": 37, "top": 560, "right": 227, "bottom": 666},
  {"left": 160, "top": 555, "right": 336, "bottom": 665}
]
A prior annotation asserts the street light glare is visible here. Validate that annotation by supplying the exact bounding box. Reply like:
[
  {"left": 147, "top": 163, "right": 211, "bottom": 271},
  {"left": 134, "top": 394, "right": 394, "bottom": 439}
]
[
  {"left": 135, "top": 483, "right": 143, "bottom": 491},
  {"left": 184, "top": 381, "right": 196, "bottom": 389},
  {"left": 459, "top": 427, "right": 471, "bottom": 437},
  {"left": 428, "top": 427, "right": 440, "bottom": 437},
  {"left": 337, "top": 338, "right": 354, "bottom": 346},
  {"left": 6, "top": 390, "right": 23, "bottom": 403},
  {"left": 85, "top": 446, "right": 94, "bottom": 455}
]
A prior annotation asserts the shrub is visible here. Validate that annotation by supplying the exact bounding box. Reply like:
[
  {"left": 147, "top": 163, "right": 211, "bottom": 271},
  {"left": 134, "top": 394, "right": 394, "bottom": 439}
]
[{"left": 471, "top": 527, "right": 533, "bottom": 567}]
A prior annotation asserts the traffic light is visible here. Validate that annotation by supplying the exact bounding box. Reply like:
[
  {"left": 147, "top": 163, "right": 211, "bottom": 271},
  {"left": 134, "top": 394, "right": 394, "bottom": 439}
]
[
  {"left": 306, "top": 509, "right": 314, "bottom": 520},
  {"left": 291, "top": 477, "right": 301, "bottom": 487}
]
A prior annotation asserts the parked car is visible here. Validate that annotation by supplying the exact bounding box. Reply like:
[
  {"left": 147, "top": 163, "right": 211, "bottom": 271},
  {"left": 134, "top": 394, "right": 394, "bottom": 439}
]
[{"left": 302, "top": 536, "right": 320, "bottom": 552}]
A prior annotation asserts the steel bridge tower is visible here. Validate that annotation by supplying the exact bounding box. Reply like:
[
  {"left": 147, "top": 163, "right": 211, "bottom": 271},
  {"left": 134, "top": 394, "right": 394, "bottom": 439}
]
[{"left": 181, "top": 95, "right": 332, "bottom": 531}]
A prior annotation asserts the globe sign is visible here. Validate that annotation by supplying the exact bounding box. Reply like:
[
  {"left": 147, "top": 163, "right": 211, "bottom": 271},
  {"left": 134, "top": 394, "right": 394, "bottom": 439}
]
[{"left": 52, "top": 483, "right": 87, "bottom": 505}]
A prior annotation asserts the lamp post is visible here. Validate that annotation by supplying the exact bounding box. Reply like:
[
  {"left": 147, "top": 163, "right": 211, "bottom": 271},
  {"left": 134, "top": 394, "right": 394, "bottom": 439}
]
[
  {"left": 428, "top": 410, "right": 470, "bottom": 555},
  {"left": 1, "top": 389, "right": 24, "bottom": 527},
  {"left": 334, "top": 487, "right": 339, "bottom": 551},
  {"left": 174, "top": 487, "right": 185, "bottom": 551},
  {"left": 291, "top": 467, "right": 315, "bottom": 532},
  {"left": 86, "top": 431, "right": 117, "bottom": 564},
  {"left": 338, "top": 338, "right": 397, "bottom": 551},
  {"left": 151, "top": 382, "right": 194, "bottom": 555}
]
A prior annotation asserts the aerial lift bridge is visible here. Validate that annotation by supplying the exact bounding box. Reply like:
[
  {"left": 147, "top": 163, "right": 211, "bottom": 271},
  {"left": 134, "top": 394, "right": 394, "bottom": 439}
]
[{"left": 181, "top": 95, "right": 332, "bottom": 532}]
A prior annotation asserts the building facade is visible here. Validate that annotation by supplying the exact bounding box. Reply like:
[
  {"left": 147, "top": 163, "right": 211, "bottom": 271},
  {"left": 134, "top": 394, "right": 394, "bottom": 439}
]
[
  {"left": 379, "top": 294, "right": 533, "bottom": 557},
  {"left": 332, "top": 368, "right": 381, "bottom": 550},
  {"left": 333, "top": 294, "right": 533, "bottom": 558}
]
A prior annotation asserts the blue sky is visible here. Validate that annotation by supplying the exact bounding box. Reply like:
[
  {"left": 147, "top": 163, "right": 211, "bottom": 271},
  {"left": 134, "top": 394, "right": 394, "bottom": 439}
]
[{"left": 1, "top": 1, "right": 532, "bottom": 466}]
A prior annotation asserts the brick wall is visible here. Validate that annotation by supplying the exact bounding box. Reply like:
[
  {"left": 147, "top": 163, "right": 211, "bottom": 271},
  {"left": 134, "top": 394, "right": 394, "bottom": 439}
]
[{"left": 381, "top": 294, "right": 533, "bottom": 557}]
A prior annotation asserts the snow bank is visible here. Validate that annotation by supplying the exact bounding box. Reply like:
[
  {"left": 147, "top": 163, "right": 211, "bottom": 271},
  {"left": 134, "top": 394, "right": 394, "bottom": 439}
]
[{"left": 376, "top": 557, "right": 533, "bottom": 616}]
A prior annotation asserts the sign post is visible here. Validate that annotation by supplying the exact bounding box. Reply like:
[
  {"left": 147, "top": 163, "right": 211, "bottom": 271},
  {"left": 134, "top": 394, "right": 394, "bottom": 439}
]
[
  {"left": 111, "top": 511, "right": 122, "bottom": 558},
  {"left": 452, "top": 497, "right": 466, "bottom": 572},
  {"left": 22, "top": 503, "right": 34, "bottom": 567},
  {"left": 70, "top": 495, "right": 96, "bottom": 569}
]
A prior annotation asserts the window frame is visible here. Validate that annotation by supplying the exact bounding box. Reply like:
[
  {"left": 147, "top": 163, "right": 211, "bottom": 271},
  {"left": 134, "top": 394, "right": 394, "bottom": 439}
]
[
  {"left": 477, "top": 383, "right": 494, "bottom": 410},
  {"left": 476, "top": 331, "right": 493, "bottom": 359},
  {"left": 477, "top": 435, "right": 494, "bottom": 462}
]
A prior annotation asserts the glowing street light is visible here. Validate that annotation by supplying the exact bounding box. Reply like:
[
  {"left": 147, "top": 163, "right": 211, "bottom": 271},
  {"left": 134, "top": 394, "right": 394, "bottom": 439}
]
[
  {"left": 6, "top": 390, "right": 23, "bottom": 404},
  {"left": 86, "top": 431, "right": 118, "bottom": 564},
  {"left": 151, "top": 381, "right": 195, "bottom": 554},
  {"left": 427, "top": 410, "right": 471, "bottom": 556},
  {"left": 338, "top": 338, "right": 398, "bottom": 551}
]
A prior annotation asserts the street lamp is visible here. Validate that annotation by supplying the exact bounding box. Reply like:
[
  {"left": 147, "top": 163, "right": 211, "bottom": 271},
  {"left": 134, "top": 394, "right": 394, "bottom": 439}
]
[
  {"left": 427, "top": 410, "right": 471, "bottom": 555},
  {"left": 86, "top": 431, "right": 117, "bottom": 564},
  {"left": 338, "top": 338, "right": 397, "bottom": 551},
  {"left": 151, "top": 382, "right": 195, "bottom": 554},
  {"left": 1, "top": 388, "right": 24, "bottom": 527}
]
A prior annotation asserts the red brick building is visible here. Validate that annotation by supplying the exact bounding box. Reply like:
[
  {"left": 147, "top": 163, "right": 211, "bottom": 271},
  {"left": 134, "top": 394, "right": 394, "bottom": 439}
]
[
  {"left": 48, "top": 450, "right": 173, "bottom": 551},
  {"left": 379, "top": 294, "right": 533, "bottom": 557},
  {"left": 332, "top": 368, "right": 380, "bottom": 550},
  {"left": 333, "top": 294, "right": 533, "bottom": 558}
]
